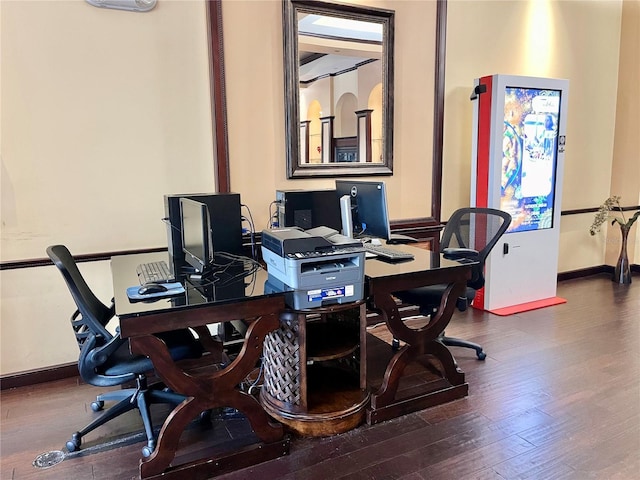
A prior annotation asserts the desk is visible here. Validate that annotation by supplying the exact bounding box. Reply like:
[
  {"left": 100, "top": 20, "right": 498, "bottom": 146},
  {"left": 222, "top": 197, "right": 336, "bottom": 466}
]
[
  {"left": 364, "top": 245, "right": 474, "bottom": 424},
  {"left": 112, "top": 252, "right": 289, "bottom": 479}
]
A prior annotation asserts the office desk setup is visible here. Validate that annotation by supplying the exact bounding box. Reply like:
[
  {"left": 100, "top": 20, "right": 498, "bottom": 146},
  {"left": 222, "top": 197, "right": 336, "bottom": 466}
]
[
  {"left": 112, "top": 252, "right": 290, "bottom": 480},
  {"left": 111, "top": 245, "right": 475, "bottom": 478}
]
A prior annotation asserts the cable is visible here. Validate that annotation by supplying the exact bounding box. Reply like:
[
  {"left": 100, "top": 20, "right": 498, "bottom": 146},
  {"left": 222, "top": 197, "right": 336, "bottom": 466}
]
[
  {"left": 245, "top": 357, "right": 264, "bottom": 395},
  {"left": 161, "top": 217, "right": 181, "bottom": 234},
  {"left": 241, "top": 204, "right": 258, "bottom": 259},
  {"left": 191, "top": 251, "right": 261, "bottom": 290},
  {"left": 268, "top": 201, "right": 280, "bottom": 229},
  {"left": 210, "top": 252, "right": 261, "bottom": 284}
]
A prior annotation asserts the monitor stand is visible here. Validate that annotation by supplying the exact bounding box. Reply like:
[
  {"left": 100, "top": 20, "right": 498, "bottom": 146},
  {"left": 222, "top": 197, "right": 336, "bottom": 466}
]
[{"left": 339, "top": 195, "right": 354, "bottom": 238}]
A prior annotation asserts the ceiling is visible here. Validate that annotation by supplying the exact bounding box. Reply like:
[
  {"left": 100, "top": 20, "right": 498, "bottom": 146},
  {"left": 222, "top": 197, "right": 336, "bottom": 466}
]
[{"left": 297, "top": 13, "right": 383, "bottom": 84}]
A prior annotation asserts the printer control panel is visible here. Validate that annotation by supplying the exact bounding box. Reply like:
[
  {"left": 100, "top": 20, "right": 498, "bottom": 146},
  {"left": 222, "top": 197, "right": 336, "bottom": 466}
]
[{"left": 287, "top": 246, "right": 362, "bottom": 260}]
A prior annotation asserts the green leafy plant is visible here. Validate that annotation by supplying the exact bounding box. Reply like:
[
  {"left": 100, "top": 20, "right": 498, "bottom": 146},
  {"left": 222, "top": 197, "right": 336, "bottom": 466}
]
[{"left": 589, "top": 195, "right": 640, "bottom": 235}]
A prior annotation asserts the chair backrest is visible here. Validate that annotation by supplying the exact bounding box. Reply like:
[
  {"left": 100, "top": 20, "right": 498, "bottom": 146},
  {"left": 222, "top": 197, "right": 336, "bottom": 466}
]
[
  {"left": 47, "top": 245, "right": 132, "bottom": 386},
  {"left": 440, "top": 208, "right": 512, "bottom": 290}
]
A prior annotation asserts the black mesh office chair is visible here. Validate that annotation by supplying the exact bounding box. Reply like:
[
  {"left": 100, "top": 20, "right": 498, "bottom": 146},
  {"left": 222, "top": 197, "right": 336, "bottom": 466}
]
[
  {"left": 394, "top": 208, "right": 512, "bottom": 360},
  {"left": 46, "top": 245, "right": 203, "bottom": 457}
]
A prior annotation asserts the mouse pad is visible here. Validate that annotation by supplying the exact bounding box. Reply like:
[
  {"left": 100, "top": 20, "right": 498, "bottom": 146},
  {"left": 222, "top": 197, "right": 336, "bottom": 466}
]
[{"left": 126, "top": 282, "right": 185, "bottom": 302}]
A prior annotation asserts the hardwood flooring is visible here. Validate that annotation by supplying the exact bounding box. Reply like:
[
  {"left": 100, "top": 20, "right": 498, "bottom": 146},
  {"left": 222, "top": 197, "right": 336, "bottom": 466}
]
[{"left": 2, "top": 274, "right": 639, "bottom": 479}]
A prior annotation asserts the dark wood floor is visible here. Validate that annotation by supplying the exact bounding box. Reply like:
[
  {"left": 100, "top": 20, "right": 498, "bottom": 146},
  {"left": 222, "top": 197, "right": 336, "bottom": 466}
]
[{"left": 2, "top": 274, "right": 639, "bottom": 480}]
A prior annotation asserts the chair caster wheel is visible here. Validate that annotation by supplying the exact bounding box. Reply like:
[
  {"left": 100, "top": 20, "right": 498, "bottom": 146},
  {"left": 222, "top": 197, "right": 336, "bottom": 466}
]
[
  {"left": 67, "top": 433, "right": 81, "bottom": 452},
  {"left": 141, "top": 445, "right": 155, "bottom": 458},
  {"left": 91, "top": 400, "right": 104, "bottom": 412},
  {"left": 477, "top": 351, "right": 486, "bottom": 360},
  {"left": 142, "top": 440, "right": 156, "bottom": 458},
  {"left": 199, "top": 410, "right": 212, "bottom": 424}
]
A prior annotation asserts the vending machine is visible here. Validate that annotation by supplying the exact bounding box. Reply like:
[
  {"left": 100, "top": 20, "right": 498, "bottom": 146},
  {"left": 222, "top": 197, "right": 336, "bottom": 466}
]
[{"left": 470, "top": 74, "right": 569, "bottom": 314}]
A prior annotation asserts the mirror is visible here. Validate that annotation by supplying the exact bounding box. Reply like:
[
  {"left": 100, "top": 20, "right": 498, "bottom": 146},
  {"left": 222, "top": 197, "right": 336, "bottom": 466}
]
[{"left": 284, "top": 0, "right": 395, "bottom": 178}]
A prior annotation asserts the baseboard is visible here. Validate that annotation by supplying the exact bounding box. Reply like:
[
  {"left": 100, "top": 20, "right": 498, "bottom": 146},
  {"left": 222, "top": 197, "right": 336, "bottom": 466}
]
[
  {"left": 557, "top": 265, "right": 612, "bottom": 281},
  {"left": 1, "top": 362, "right": 78, "bottom": 390},
  {"left": 557, "top": 264, "right": 639, "bottom": 282}
]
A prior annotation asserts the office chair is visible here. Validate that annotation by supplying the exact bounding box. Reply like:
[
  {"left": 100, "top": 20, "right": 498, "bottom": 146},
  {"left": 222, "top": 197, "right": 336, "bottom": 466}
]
[
  {"left": 394, "top": 207, "right": 511, "bottom": 360},
  {"left": 46, "top": 245, "right": 204, "bottom": 457}
]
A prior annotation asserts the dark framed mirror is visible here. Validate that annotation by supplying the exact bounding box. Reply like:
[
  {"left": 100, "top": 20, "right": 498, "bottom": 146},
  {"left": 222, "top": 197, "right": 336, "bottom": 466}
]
[{"left": 284, "top": 0, "right": 395, "bottom": 178}]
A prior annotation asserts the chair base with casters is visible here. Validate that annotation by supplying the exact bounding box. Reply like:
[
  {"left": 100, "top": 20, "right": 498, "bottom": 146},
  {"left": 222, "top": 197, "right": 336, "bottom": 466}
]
[
  {"left": 67, "top": 375, "right": 187, "bottom": 457},
  {"left": 391, "top": 334, "right": 486, "bottom": 360},
  {"left": 67, "top": 327, "right": 202, "bottom": 457},
  {"left": 439, "top": 290, "right": 486, "bottom": 360},
  {"left": 439, "top": 335, "right": 486, "bottom": 360}
]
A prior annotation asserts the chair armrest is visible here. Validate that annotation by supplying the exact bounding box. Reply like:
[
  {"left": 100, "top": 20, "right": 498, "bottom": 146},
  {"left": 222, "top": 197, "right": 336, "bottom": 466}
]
[
  {"left": 86, "top": 332, "right": 128, "bottom": 368},
  {"left": 387, "top": 233, "right": 418, "bottom": 245},
  {"left": 442, "top": 248, "right": 479, "bottom": 261}
]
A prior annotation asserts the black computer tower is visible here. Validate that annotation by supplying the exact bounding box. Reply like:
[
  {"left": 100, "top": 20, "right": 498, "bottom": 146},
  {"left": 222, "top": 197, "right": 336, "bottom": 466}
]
[
  {"left": 275, "top": 189, "right": 342, "bottom": 231},
  {"left": 164, "top": 193, "right": 243, "bottom": 276}
]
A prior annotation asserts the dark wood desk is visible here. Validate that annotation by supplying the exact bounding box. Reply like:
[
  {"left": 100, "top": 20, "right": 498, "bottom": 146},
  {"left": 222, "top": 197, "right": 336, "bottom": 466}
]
[
  {"left": 112, "top": 252, "right": 289, "bottom": 480},
  {"left": 364, "top": 245, "right": 473, "bottom": 424}
]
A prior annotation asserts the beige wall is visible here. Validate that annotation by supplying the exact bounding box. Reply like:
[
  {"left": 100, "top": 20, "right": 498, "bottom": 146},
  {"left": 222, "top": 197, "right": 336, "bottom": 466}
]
[
  {"left": 1, "top": 0, "right": 217, "bottom": 375},
  {"left": 223, "top": 0, "right": 437, "bottom": 223},
  {"left": 0, "top": 0, "right": 636, "bottom": 375},
  {"left": 608, "top": 0, "right": 640, "bottom": 265},
  {"left": 1, "top": 0, "right": 217, "bottom": 260},
  {"left": 443, "top": 0, "right": 631, "bottom": 273}
]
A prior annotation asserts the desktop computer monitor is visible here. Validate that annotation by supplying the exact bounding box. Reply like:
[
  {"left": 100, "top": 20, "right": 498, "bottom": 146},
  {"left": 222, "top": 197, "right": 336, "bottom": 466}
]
[
  {"left": 180, "top": 198, "right": 214, "bottom": 273},
  {"left": 275, "top": 189, "right": 342, "bottom": 231},
  {"left": 165, "top": 193, "right": 243, "bottom": 277},
  {"left": 335, "top": 180, "right": 391, "bottom": 240}
]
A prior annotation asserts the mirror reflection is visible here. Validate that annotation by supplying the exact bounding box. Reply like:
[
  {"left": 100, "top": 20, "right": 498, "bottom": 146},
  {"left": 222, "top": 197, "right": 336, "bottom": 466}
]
[{"left": 284, "top": 1, "right": 394, "bottom": 178}]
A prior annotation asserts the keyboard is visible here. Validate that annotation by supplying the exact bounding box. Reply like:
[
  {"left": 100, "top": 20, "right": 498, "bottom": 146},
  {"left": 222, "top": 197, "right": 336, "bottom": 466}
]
[
  {"left": 136, "top": 261, "right": 174, "bottom": 285},
  {"left": 363, "top": 243, "right": 415, "bottom": 261}
]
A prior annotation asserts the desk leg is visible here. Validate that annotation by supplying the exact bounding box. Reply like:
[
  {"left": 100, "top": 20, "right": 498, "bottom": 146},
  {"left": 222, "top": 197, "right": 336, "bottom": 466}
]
[
  {"left": 129, "top": 312, "right": 287, "bottom": 479},
  {"left": 367, "top": 281, "right": 468, "bottom": 424}
]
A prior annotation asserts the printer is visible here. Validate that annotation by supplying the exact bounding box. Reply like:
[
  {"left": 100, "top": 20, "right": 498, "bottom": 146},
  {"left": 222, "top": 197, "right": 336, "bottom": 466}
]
[{"left": 261, "top": 227, "right": 366, "bottom": 309}]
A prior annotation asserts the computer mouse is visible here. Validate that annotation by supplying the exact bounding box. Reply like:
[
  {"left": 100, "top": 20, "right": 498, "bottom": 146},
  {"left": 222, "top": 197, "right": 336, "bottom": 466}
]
[{"left": 138, "top": 283, "right": 168, "bottom": 295}]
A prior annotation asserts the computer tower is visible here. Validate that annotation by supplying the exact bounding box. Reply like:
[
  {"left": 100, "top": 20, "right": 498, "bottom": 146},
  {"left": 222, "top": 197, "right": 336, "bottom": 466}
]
[
  {"left": 164, "top": 192, "right": 243, "bottom": 276},
  {"left": 275, "top": 189, "right": 342, "bottom": 231}
]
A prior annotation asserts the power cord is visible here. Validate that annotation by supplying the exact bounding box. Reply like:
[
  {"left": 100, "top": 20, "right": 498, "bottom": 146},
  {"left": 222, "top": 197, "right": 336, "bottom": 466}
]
[
  {"left": 268, "top": 201, "right": 280, "bottom": 229},
  {"left": 241, "top": 203, "right": 257, "bottom": 259}
]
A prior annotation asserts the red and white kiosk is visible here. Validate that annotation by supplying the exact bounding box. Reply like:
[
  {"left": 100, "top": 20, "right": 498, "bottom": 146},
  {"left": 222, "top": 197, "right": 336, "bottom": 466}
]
[{"left": 470, "top": 74, "right": 569, "bottom": 315}]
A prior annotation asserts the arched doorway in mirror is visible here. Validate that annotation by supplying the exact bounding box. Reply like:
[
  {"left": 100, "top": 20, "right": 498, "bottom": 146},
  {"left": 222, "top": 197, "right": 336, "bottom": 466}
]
[{"left": 334, "top": 93, "right": 358, "bottom": 163}]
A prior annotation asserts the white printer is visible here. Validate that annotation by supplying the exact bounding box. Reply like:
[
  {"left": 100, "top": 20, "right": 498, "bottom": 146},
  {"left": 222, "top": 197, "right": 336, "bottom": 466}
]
[{"left": 261, "top": 227, "right": 366, "bottom": 309}]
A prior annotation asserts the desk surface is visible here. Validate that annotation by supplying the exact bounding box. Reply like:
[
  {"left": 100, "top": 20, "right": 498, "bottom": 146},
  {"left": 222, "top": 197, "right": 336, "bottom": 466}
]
[
  {"left": 112, "top": 246, "right": 468, "bottom": 319},
  {"left": 364, "top": 244, "right": 467, "bottom": 280}
]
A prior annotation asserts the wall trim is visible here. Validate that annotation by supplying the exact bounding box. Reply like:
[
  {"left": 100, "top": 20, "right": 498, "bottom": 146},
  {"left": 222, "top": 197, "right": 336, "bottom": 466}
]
[
  {"left": 0, "top": 247, "right": 166, "bottom": 271},
  {"left": 1, "top": 363, "right": 78, "bottom": 391},
  {"left": 561, "top": 205, "right": 640, "bottom": 216},
  {"left": 558, "top": 263, "right": 639, "bottom": 281},
  {"left": 206, "top": 0, "right": 230, "bottom": 193}
]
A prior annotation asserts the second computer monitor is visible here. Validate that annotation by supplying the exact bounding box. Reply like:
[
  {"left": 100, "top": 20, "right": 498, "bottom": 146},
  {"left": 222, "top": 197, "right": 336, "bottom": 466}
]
[
  {"left": 180, "top": 198, "right": 214, "bottom": 273},
  {"left": 335, "top": 180, "right": 391, "bottom": 240},
  {"left": 275, "top": 189, "right": 342, "bottom": 231}
]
